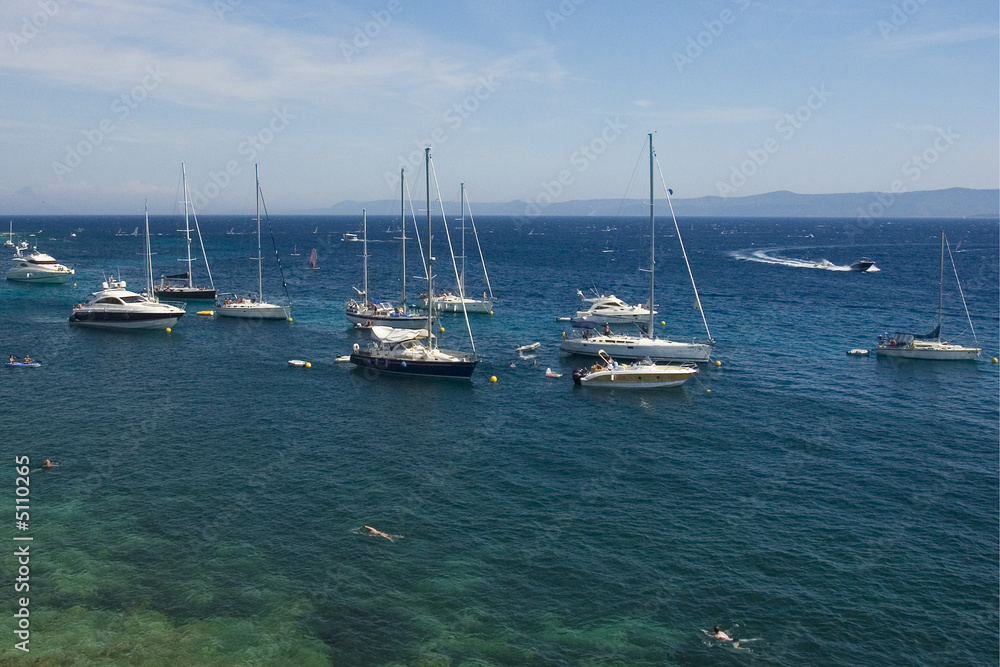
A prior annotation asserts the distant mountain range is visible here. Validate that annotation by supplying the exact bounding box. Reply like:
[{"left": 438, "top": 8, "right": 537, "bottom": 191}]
[
  {"left": 3, "top": 186, "right": 997, "bottom": 218},
  {"left": 303, "top": 187, "right": 999, "bottom": 219}
]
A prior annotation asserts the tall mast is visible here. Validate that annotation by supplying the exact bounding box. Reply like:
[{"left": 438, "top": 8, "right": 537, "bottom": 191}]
[
  {"left": 144, "top": 201, "right": 154, "bottom": 298},
  {"left": 648, "top": 132, "right": 655, "bottom": 336},
  {"left": 425, "top": 147, "right": 433, "bottom": 347},
  {"left": 937, "top": 229, "right": 944, "bottom": 340},
  {"left": 255, "top": 164, "right": 263, "bottom": 301},
  {"left": 362, "top": 209, "right": 368, "bottom": 306},
  {"left": 181, "top": 161, "right": 193, "bottom": 288},
  {"left": 400, "top": 167, "right": 406, "bottom": 308},
  {"left": 460, "top": 182, "right": 466, "bottom": 294}
]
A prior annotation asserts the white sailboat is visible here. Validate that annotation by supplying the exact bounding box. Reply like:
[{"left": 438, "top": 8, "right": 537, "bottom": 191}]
[
  {"left": 419, "top": 183, "right": 494, "bottom": 314},
  {"left": 560, "top": 133, "right": 715, "bottom": 363},
  {"left": 344, "top": 168, "right": 425, "bottom": 329},
  {"left": 154, "top": 162, "right": 217, "bottom": 300},
  {"left": 4, "top": 221, "right": 13, "bottom": 248},
  {"left": 875, "top": 230, "right": 981, "bottom": 360},
  {"left": 216, "top": 165, "right": 292, "bottom": 320},
  {"left": 349, "top": 148, "right": 478, "bottom": 378}
]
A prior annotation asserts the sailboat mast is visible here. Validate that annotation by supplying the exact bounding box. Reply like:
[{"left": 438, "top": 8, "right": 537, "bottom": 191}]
[
  {"left": 362, "top": 209, "right": 368, "bottom": 306},
  {"left": 648, "top": 132, "right": 655, "bottom": 335},
  {"left": 425, "top": 147, "right": 434, "bottom": 347},
  {"left": 937, "top": 230, "right": 944, "bottom": 340},
  {"left": 144, "top": 201, "right": 154, "bottom": 298},
  {"left": 400, "top": 167, "right": 406, "bottom": 308},
  {"left": 255, "top": 164, "right": 263, "bottom": 301},
  {"left": 181, "top": 161, "right": 193, "bottom": 288},
  {"left": 460, "top": 182, "right": 466, "bottom": 294}
]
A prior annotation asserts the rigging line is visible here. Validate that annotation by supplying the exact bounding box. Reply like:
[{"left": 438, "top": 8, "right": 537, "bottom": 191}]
[
  {"left": 186, "top": 176, "right": 214, "bottom": 289},
  {"left": 944, "top": 233, "right": 979, "bottom": 345},
  {"left": 257, "top": 186, "right": 292, "bottom": 305},
  {"left": 404, "top": 171, "right": 427, "bottom": 284},
  {"left": 458, "top": 185, "right": 493, "bottom": 300},
  {"left": 654, "top": 153, "right": 713, "bottom": 343},
  {"left": 428, "top": 155, "right": 476, "bottom": 355}
]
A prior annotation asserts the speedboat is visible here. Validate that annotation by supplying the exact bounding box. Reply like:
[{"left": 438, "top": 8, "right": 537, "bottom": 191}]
[
  {"left": 69, "top": 279, "right": 185, "bottom": 329},
  {"left": 570, "top": 291, "right": 653, "bottom": 326},
  {"left": 572, "top": 351, "right": 697, "bottom": 388},
  {"left": 7, "top": 245, "right": 75, "bottom": 284},
  {"left": 850, "top": 257, "right": 875, "bottom": 272}
]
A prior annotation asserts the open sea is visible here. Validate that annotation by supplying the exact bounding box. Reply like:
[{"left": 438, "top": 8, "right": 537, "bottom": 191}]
[{"left": 1, "top": 213, "right": 997, "bottom": 666}]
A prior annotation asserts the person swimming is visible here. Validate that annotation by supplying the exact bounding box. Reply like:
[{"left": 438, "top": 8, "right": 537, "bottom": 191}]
[
  {"left": 702, "top": 626, "right": 733, "bottom": 641},
  {"left": 363, "top": 525, "right": 393, "bottom": 541}
]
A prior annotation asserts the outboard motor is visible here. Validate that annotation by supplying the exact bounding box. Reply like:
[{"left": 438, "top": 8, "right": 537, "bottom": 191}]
[{"left": 572, "top": 368, "right": 588, "bottom": 385}]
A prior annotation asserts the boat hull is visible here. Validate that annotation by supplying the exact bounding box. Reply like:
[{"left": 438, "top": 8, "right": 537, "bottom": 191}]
[
  {"left": 350, "top": 350, "right": 476, "bottom": 378},
  {"left": 345, "top": 310, "right": 427, "bottom": 329},
  {"left": 69, "top": 310, "right": 183, "bottom": 329},
  {"left": 216, "top": 303, "right": 290, "bottom": 320},
  {"left": 560, "top": 336, "right": 713, "bottom": 363},
  {"left": 154, "top": 286, "right": 217, "bottom": 300},
  {"left": 573, "top": 366, "right": 696, "bottom": 388},
  {"left": 875, "top": 345, "right": 980, "bottom": 360},
  {"left": 419, "top": 297, "right": 494, "bottom": 313},
  {"left": 7, "top": 269, "right": 73, "bottom": 284}
]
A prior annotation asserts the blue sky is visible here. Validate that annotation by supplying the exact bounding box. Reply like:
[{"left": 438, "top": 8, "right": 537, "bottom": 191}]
[{"left": 1, "top": 0, "right": 997, "bottom": 214}]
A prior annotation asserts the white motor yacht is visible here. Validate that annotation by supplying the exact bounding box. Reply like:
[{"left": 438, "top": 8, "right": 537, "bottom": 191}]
[
  {"left": 570, "top": 292, "right": 653, "bottom": 325},
  {"left": 69, "top": 279, "right": 185, "bottom": 329},
  {"left": 7, "top": 245, "right": 75, "bottom": 284}
]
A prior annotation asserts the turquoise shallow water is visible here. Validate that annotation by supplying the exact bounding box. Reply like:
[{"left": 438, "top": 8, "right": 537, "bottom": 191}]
[{"left": 1, "top": 215, "right": 998, "bottom": 665}]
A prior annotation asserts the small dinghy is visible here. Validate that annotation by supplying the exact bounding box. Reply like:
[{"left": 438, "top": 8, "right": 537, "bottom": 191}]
[
  {"left": 846, "top": 349, "right": 870, "bottom": 356},
  {"left": 545, "top": 367, "right": 562, "bottom": 378},
  {"left": 6, "top": 361, "right": 40, "bottom": 368},
  {"left": 517, "top": 342, "right": 541, "bottom": 353},
  {"left": 335, "top": 355, "right": 352, "bottom": 363},
  {"left": 288, "top": 359, "right": 310, "bottom": 367}
]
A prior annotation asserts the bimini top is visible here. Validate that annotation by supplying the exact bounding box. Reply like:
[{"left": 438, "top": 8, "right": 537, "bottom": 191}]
[{"left": 370, "top": 326, "right": 429, "bottom": 344}]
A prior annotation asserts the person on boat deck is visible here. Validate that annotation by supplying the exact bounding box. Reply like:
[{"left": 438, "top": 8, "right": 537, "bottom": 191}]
[{"left": 603, "top": 323, "right": 611, "bottom": 335}]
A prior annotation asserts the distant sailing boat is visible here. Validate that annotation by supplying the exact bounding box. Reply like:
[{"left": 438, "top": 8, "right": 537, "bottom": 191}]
[
  {"left": 560, "top": 133, "right": 715, "bottom": 362},
  {"left": 309, "top": 248, "right": 318, "bottom": 269},
  {"left": 154, "top": 162, "right": 217, "bottom": 300},
  {"left": 216, "top": 165, "right": 292, "bottom": 320},
  {"left": 349, "top": 148, "right": 478, "bottom": 377},
  {"left": 875, "top": 230, "right": 981, "bottom": 360},
  {"left": 419, "top": 183, "right": 494, "bottom": 314}
]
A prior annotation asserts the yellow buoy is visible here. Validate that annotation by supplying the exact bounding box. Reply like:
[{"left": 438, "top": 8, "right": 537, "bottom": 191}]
[
  {"left": 73, "top": 283, "right": 76, "bottom": 287},
  {"left": 562, "top": 331, "right": 566, "bottom": 339},
  {"left": 714, "top": 360, "right": 721, "bottom": 367},
  {"left": 489, "top": 310, "right": 494, "bottom": 315},
  {"left": 287, "top": 317, "right": 293, "bottom": 322},
  {"left": 305, "top": 361, "right": 311, "bottom": 368},
  {"left": 165, "top": 327, "right": 172, "bottom": 333},
  {"left": 197, "top": 310, "right": 213, "bottom": 316},
  {"left": 439, "top": 326, "right": 445, "bottom": 333},
  {"left": 706, "top": 389, "right": 711, "bottom": 392},
  {"left": 490, "top": 375, "right": 497, "bottom": 383},
  {"left": 661, "top": 320, "right": 665, "bottom": 325},
  {"left": 993, "top": 357, "right": 998, "bottom": 364}
]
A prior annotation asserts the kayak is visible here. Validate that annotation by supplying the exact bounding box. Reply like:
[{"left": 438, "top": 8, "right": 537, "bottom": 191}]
[{"left": 6, "top": 362, "right": 41, "bottom": 368}]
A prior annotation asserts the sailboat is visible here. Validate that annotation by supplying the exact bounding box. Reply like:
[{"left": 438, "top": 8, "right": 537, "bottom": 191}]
[
  {"left": 4, "top": 221, "right": 13, "bottom": 248},
  {"left": 350, "top": 149, "right": 478, "bottom": 378},
  {"left": 154, "top": 163, "right": 217, "bottom": 300},
  {"left": 419, "top": 183, "right": 494, "bottom": 314},
  {"left": 216, "top": 165, "right": 292, "bottom": 320},
  {"left": 344, "top": 169, "right": 426, "bottom": 329},
  {"left": 875, "top": 230, "right": 981, "bottom": 360},
  {"left": 560, "top": 133, "right": 715, "bottom": 363},
  {"left": 69, "top": 204, "right": 185, "bottom": 329}
]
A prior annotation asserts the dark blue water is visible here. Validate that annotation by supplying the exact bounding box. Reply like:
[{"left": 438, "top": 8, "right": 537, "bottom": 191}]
[{"left": 2, "top": 215, "right": 997, "bottom": 666}]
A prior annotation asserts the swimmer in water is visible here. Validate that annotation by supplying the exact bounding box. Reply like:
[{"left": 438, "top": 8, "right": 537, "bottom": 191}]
[
  {"left": 703, "top": 626, "right": 733, "bottom": 641},
  {"left": 364, "top": 525, "right": 393, "bottom": 541}
]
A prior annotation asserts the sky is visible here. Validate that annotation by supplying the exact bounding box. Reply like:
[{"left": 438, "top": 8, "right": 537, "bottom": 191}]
[{"left": 1, "top": 0, "right": 997, "bottom": 215}]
